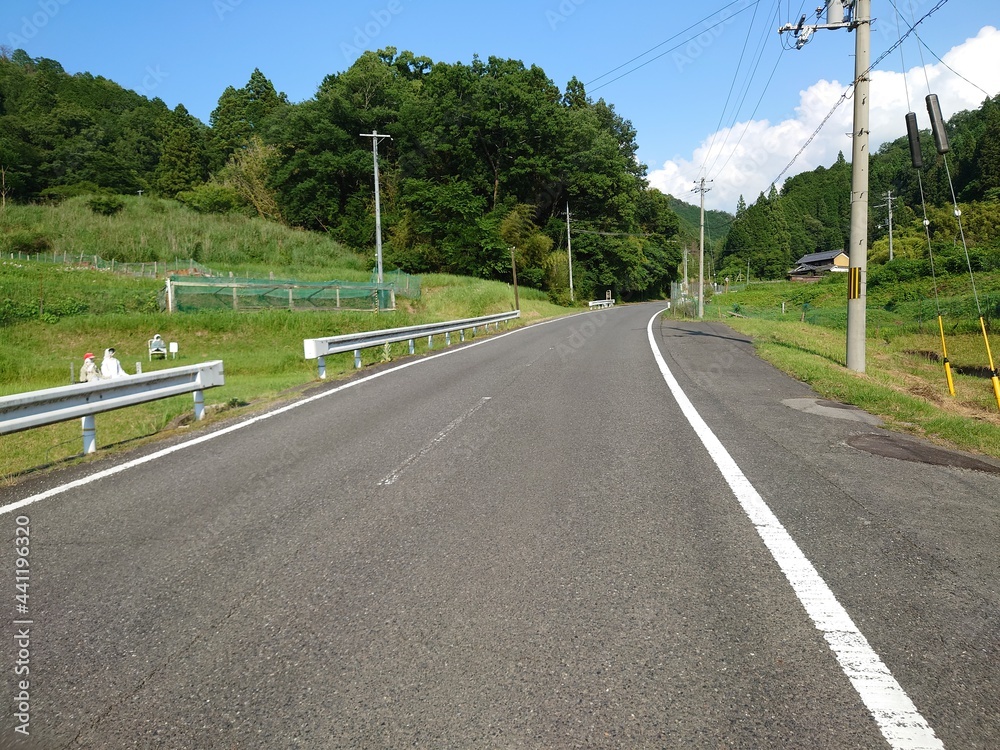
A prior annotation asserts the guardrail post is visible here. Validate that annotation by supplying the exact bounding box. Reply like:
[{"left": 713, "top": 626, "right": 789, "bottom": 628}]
[
  {"left": 460, "top": 330, "right": 465, "bottom": 342},
  {"left": 354, "top": 349, "right": 362, "bottom": 369},
  {"left": 193, "top": 390, "right": 205, "bottom": 421},
  {"left": 317, "top": 356, "right": 326, "bottom": 379},
  {"left": 427, "top": 335, "right": 433, "bottom": 349},
  {"left": 445, "top": 331, "right": 451, "bottom": 346},
  {"left": 408, "top": 339, "right": 415, "bottom": 354},
  {"left": 82, "top": 415, "right": 96, "bottom": 454}
]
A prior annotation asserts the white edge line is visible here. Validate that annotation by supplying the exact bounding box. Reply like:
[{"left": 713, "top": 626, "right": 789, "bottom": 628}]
[
  {"left": 1, "top": 313, "right": 587, "bottom": 517},
  {"left": 646, "top": 309, "right": 944, "bottom": 750}
]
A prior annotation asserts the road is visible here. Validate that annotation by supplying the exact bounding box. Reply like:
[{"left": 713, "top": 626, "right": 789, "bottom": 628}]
[{"left": 2, "top": 302, "right": 998, "bottom": 749}]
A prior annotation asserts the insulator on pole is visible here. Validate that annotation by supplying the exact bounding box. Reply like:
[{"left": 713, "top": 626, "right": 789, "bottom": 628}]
[
  {"left": 926, "top": 94, "right": 950, "bottom": 154},
  {"left": 905, "top": 112, "right": 923, "bottom": 169}
]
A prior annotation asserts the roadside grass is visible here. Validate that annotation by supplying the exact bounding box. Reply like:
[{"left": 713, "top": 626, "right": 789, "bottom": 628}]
[
  {"left": 0, "top": 269, "right": 570, "bottom": 482},
  {"left": 704, "top": 284, "right": 1000, "bottom": 459},
  {"left": 0, "top": 195, "right": 368, "bottom": 276}
]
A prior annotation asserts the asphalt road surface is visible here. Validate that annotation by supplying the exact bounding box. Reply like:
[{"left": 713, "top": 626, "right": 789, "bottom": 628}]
[{"left": 2, "top": 302, "right": 998, "bottom": 749}]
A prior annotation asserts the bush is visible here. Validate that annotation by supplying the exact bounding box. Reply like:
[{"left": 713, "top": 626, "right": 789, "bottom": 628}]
[
  {"left": 39, "top": 182, "right": 103, "bottom": 203},
  {"left": 87, "top": 195, "right": 126, "bottom": 216},
  {"left": 1, "top": 230, "right": 52, "bottom": 255},
  {"left": 176, "top": 183, "right": 245, "bottom": 215}
]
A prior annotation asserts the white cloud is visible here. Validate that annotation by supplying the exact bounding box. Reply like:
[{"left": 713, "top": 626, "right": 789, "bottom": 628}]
[{"left": 649, "top": 26, "right": 1000, "bottom": 213}]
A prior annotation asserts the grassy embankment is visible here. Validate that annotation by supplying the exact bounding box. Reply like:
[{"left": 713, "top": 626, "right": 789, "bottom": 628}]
[
  {"left": 697, "top": 274, "right": 1000, "bottom": 459},
  {"left": 0, "top": 197, "right": 570, "bottom": 481}
]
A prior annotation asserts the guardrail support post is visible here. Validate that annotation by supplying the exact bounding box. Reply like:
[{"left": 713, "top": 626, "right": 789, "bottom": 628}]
[
  {"left": 82, "top": 415, "right": 96, "bottom": 454},
  {"left": 408, "top": 339, "right": 415, "bottom": 355},
  {"left": 317, "top": 356, "right": 326, "bottom": 379},
  {"left": 354, "top": 349, "right": 362, "bottom": 369},
  {"left": 460, "top": 330, "right": 465, "bottom": 342},
  {"left": 193, "top": 390, "right": 205, "bottom": 421},
  {"left": 427, "top": 335, "right": 433, "bottom": 349},
  {"left": 445, "top": 332, "right": 451, "bottom": 346}
]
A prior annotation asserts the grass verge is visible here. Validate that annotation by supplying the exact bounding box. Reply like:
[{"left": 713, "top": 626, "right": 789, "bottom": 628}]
[
  {"left": 0, "top": 271, "right": 570, "bottom": 483},
  {"left": 717, "top": 315, "right": 1000, "bottom": 459}
]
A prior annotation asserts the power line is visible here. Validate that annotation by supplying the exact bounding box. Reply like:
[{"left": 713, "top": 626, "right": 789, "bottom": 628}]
[
  {"left": 704, "top": 1, "right": 783, "bottom": 178},
  {"left": 586, "top": 1, "right": 761, "bottom": 93},
  {"left": 910, "top": 29, "right": 992, "bottom": 98},
  {"left": 770, "top": 0, "right": 951, "bottom": 188},
  {"left": 585, "top": 0, "right": 750, "bottom": 87},
  {"left": 699, "top": 0, "right": 765, "bottom": 175}
]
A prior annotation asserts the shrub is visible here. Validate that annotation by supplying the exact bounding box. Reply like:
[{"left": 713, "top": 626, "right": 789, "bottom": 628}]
[
  {"left": 87, "top": 195, "right": 126, "bottom": 216},
  {"left": 176, "top": 184, "right": 245, "bottom": 215},
  {"left": 1, "top": 230, "right": 52, "bottom": 255}
]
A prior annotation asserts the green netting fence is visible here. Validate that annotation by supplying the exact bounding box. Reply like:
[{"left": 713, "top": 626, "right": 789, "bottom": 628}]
[
  {"left": 161, "top": 277, "right": 398, "bottom": 313},
  {"left": 372, "top": 268, "right": 421, "bottom": 299}
]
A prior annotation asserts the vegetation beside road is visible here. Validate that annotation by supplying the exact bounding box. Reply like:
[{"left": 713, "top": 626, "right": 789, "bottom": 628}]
[
  {"left": 0, "top": 257, "right": 565, "bottom": 484},
  {"left": 704, "top": 278, "right": 1000, "bottom": 460}
]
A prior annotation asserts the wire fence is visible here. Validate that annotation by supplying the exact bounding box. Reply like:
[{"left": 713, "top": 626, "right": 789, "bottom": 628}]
[
  {"left": 703, "top": 296, "right": 1000, "bottom": 338},
  {"left": 5, "top": 251, "right": 219, "bottom": 278},
  {"left": 161, "top": 277, "right": 400, "bottom": 313}
]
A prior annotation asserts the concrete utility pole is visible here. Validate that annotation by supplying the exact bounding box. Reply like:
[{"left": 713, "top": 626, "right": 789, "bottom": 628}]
[
  {"left": 565, "top": 202, "right": 575, "bottom": 302},
  {"left": 694, "top": 178, "right": 712, "bottom": 318},
  {"left": 360, "top": 130, "right": 392, "bottom": 284},
  {"left": 780, "top": 0, "right": 870, "bottom": 372},
  {"left": 509, "top": 247, "right": 520, "bottom": 311},
  {"left": 879, "top": 189, "right": 895, "bottom": 261}
]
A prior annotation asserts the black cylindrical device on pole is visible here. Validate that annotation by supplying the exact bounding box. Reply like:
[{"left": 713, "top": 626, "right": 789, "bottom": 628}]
[
  {"left": 905, "top": 112, "right": 923, "bottom": 169},
  {"left": 925, "top": 94, "right": 950, "bottom": 154}
]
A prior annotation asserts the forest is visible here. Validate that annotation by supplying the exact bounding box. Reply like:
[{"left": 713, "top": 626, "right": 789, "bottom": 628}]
[
  {"left": 720, "top": 93, "right": 1000, "bottom": 284},
  {"left": 0, "top": 47, "right": 684, "bottom": 303}
]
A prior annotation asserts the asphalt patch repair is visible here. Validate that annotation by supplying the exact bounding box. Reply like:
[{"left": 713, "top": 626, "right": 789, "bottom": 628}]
[{"left": 847, "top": 433, "right": 1000, "bottom": 475}]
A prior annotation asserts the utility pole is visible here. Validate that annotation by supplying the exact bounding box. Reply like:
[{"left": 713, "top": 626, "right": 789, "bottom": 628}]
[
  {"left": 682, "top": 245, "right": 688, "bottom": 298},
  {"left": 780, "top": 0, "right": 870, "bottom": 372},
  {"left": 878, "top": 189, "right": 895, "bottom": 261},
  {"left": 360, "top": 130, "right": 392, "bottom": 284},
  {"left": 565, "top": 202, "right": 575, "bottom": 302},
  {"left": 694, "top": 178, "right": 712, "bottom": 318},
  {"left": 509, "top": 247, "right": 520, "bottom": 311}
]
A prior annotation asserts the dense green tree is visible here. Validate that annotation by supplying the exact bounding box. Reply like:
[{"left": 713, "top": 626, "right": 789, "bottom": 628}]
[
  {"left": 155, "top": 105, "right": 209, "bottom": 197},
  {"left": 209, "top": 69, "right": 287, "bottom": 170}
]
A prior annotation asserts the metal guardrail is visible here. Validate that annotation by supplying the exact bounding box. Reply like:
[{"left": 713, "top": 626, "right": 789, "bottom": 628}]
[
  {"left": 589, "top": 299, "right": 615, "bottom": 309},
  {"left": 0, "top": 361, "right": 225, "bottom": 454},
  {"left": 303, "top": 311, "right": 520, "bottom": 378}
]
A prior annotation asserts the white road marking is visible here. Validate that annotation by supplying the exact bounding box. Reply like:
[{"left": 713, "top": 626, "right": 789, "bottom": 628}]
[
  {"left": 0, "top": 312, "right": 597, "bottom": 517},
  {"left": 646, "top": 310, "right": 944, "bottom": 750},
  {"left": 378, "top": 397, "right": 491, "bottom": 486}
]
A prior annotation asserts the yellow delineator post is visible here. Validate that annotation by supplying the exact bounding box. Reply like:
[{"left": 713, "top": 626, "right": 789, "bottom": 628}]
[
  {"left": 936, "top": 316, "right": 955, "bottom": 397},
  {"left": 978, "top": 317, "right": 1000, "bottom": 409}
]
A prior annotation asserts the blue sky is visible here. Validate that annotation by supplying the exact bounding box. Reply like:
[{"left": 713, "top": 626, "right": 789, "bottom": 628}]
[{"left": 2, "top": 0, "right": 998, "bottom": 212}]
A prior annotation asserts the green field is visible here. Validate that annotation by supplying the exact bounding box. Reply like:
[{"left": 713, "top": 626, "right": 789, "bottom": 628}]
[{"left": 0, "top": 198, "right": 571, "bottom": 481}]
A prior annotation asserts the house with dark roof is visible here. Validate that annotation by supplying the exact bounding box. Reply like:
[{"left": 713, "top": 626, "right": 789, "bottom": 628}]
[{"left": 788, "top": 250, "right": 849, "bottom": 281}]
